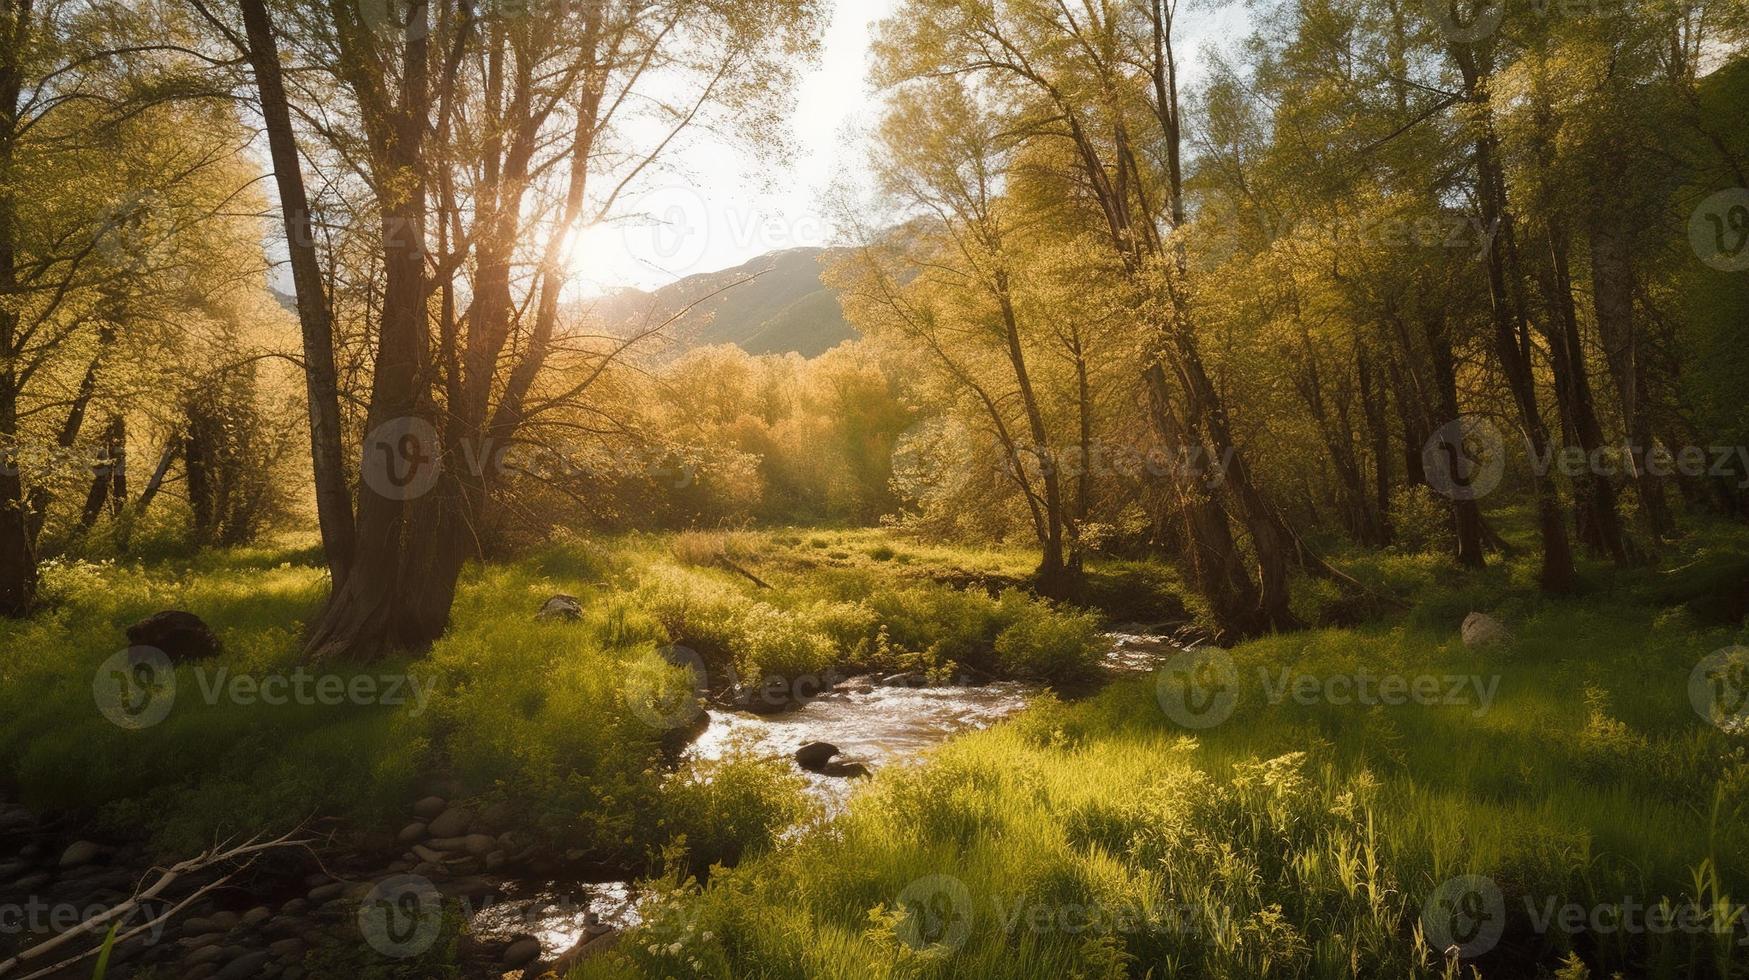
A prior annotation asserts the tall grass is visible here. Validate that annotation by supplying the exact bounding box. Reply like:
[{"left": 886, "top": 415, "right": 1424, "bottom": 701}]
[{"left": 576, "top": 525, "right": 1749, "bottom": 979}]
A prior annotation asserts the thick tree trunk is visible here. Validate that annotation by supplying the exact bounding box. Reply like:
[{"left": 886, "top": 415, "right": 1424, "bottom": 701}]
[
  {"left": 0, "top": 381, "right": 31, "bottom": 617},
  {"left": 1143, "top": 361, "right": 1263, "bottom": 636},
  {"left": 0, "top": 0, "right": 31, "bottom": 616},
  {"left": 238, "top": 0, "right": 355, "bottom": 589}
]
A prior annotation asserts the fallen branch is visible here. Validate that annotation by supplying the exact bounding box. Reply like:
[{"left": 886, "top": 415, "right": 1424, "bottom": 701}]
[{"left": 0, "top": 828, "right": 312, "bottom": 979}]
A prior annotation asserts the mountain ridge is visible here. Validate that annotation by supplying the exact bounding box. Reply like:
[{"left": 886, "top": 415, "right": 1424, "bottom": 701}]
[{"left": 591, "top": 245, "right": 857, "bottom": 358}]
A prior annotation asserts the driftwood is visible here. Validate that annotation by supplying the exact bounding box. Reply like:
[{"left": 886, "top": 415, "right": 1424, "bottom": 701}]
[{"left": 0, "top": 829, "right": 311, "bottom": 980}]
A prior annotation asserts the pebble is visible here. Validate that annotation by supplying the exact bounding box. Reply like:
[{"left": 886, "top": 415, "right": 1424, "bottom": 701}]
[
  {"left": 209, "top": 910, "right": 241, "bottom": 930},
  {"left": 214, "top": 950, "right": 272, "bottom": 980},
  {"left": 58, "top": 840, "right": 103, "bottom": 868},
  {"left": 463, "top": 834, "right": 496, "bottom": 857},
  {"left": 269, "top": 937, "right": 307, "bottom": 960},
  {"left": 243, "top": 906, "right": 272, "bottom": 927},
  {"left": 307, "top": 882, "right": 344, "bottom": 902},
  {"left": 397, "top": 822, "right": 428, "bottom": 843},
  {"left": 188, "top": 945, "right": 225, "bottom": 965},
  {"left": 412, "top": 796, "right": 448, "bottom": 819},
  {"left": 12, "top": 872, "right": 50, "bottom": 892}
]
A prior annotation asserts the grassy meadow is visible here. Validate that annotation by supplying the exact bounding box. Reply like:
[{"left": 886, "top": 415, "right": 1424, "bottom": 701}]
[
  {"left": 3, "top": 522, "right": 1745, "bottom": 978},
  {"left": 567, "top": 525, "right": 1749, "bottom": 980}
]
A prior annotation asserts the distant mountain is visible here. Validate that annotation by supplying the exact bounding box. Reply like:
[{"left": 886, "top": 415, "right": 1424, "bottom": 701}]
[{"left": 592, "top": 246, "right": 857, "bottom": 358}]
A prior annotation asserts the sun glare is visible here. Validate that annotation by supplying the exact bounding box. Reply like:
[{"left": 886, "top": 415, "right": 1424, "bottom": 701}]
[{"left": 560, "top": 221, "right": 628, "bottom": 298}]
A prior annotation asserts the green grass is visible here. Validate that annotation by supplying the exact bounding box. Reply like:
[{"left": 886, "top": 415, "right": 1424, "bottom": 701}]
[
  {"left": 0, "top": 528, "right": 1105, "bottom": 861},
  {"left": 574, "top": 524, "right": 1749, "bottom": 980}
]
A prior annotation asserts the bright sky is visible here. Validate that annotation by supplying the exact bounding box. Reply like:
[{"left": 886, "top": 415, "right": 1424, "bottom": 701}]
[
  {"left": 268, "top": 0, "right": 1247, "bottom": 297},
  {"left": 568, "top": 0, "right": 901, "bottom": 295},
  {"left": 575, "top": 0, "right": 1248, "bottom": 295}
]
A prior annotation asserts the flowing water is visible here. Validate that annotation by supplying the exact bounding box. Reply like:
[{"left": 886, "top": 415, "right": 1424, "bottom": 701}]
[{"left": 473, "top": 626, "right": 1184, "bottom": 961}]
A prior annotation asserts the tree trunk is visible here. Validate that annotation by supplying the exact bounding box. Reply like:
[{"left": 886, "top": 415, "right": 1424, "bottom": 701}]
[
  {"left": 302, "top": 5, "right": 437, "bottom": 662},
  {"left": 1542, "top": 225, "right": 1633, "bottom": 565},
  {"left": 1421, "top": 314, "right": 1487, "bottom": 568},
  {"left": 78, "top": 415, "right": 126, "bottom": 529},
  {"left": 1357, "top": 347, "right": 1393, "bottom": 545},
  {"left": 238, "top": 0, "right": 355, "bottom": 588},
  {"left": 1143, "top": 361, "right": 1264, "bottom": 637},
  {"left": 1455, "top": 46, "right": 1575, "bottom": 592},
  {"left": 1587, "top": 217, "right": 1673, "bottom": 541}
]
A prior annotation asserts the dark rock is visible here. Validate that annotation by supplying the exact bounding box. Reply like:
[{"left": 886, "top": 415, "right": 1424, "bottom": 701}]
[
  {"left": 427, "top": 806, "right": 473, "bottom": 838},
  {"left": 214, "top": 950, "right": 272, "bottom": 980},
  {"left": 503, "top": 937, "right": 541, "bottom": 968},
  {"left": 412, "top": 796, "right": 447, "bottom": 819},
  {"left": 659, "top": 707, "right": 710, "bottom": 761},
  {"left": 126, "top": 610, "right": 221, "bottom": 663},
  {"left": 794, "top": 742, "right": 840, "bottom": 772},
  {"left": 536, "top": 595, "right": 583, "bottom": 622},
  {"left": 821, "top": 760, "right": 872, "bottom": 779},
  {"left": 397, "top": 822, "right": 428, "bottom": 844},
  {"left": 268, "top": 938, "right": 306, "bottom": 960},
  {"left": 13, "top": 872, "right": 50, "bottom": 892},
  {"left": 58, "top": 841, "right": 104, "bottom": 868},
  {"left": 475, "top": 801, "right": 515, "bottom": 835}
]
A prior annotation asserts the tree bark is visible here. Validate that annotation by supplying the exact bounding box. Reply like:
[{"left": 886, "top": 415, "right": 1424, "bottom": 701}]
[
  {"left": 1587, "top": 217, "right": 1673, "bottom": 541},
  {"left": 302, "top": 3, "right": 436, "bottom": 662},
  {"left": 1453, "top": 45, "right": 1576, "bottom": 593},
  {"left": 238, "top": 0, "right": 355, "bottom": 588}
]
